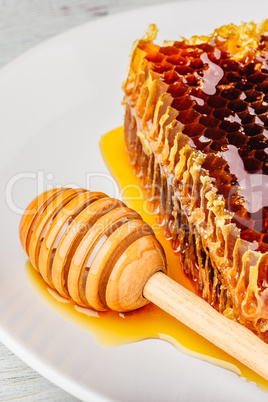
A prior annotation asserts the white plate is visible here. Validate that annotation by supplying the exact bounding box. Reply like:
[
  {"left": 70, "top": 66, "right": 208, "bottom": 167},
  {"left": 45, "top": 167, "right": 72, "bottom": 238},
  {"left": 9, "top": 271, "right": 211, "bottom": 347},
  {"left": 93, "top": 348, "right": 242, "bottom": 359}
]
[{"left": 1, "top": 1, "right": 268, "bottom": 401}]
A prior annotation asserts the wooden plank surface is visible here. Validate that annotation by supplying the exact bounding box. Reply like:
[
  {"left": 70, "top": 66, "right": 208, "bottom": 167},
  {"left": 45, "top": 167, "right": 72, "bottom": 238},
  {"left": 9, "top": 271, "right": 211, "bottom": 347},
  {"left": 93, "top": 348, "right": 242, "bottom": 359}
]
[
  {"left": 0, "top": 1, "right": 174, "bottom": 400},
  {"left": 0, "top": 344, "right": 76, "bottom": 401},
  {"left": 0, "top": 0, "right": 167, "bottom": 68}
]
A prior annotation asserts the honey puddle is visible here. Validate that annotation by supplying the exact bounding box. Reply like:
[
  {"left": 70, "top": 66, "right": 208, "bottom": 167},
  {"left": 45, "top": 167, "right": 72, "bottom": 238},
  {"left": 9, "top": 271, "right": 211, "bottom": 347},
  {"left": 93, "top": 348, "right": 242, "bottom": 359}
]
[{"left": 26, "top": 126, "right": 268, "bottom": 391}]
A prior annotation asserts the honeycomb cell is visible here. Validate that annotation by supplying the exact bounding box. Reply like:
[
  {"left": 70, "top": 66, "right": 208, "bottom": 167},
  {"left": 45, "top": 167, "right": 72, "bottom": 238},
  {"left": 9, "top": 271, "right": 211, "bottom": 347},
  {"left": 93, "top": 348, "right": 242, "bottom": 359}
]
[
  {"left": 226, "top": 131, "right": 248, "bottom": 147},
  {"left": 255, "top": 149, "right": 268, "bottom": 162},
  {"left": 207, "top": 95, "right": 228, "bottom": 108},
  {"left": 262, "top": 235, "right": 268, "bottom": 246},
  {"left": 243, "top": 123, "right": 264, "bottom": 136},
  {"left": 243, "top": 89, "right": 263, "bottom": 102},
  {"left": 220, "top": 120, "right": 241, "bottom": 133},
  {"left": 221, "top": 87, "right": 242, "bottom": 100},
  {"left": 243, "top": 156, "right": 263, "bottom": 172},
  {"left": 219, "top": 59, "right": 238, "bottom": 72},
  {"left": 228, "top": 99, "right": 248, "bottom": 112}
]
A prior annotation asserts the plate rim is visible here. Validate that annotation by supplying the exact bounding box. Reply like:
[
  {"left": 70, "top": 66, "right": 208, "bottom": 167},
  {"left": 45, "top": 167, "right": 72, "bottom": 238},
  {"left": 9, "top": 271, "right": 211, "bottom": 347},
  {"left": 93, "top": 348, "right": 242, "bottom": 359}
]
[{"left": 1, "top": 1, "right": 268, "bottom": 400}]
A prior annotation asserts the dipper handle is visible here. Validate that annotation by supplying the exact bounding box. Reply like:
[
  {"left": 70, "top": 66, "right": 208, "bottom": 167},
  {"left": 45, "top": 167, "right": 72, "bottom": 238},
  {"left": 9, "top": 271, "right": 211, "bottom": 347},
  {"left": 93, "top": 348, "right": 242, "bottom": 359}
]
[{"left": 144, "top": 272, "right": 268, "bottom": 381}]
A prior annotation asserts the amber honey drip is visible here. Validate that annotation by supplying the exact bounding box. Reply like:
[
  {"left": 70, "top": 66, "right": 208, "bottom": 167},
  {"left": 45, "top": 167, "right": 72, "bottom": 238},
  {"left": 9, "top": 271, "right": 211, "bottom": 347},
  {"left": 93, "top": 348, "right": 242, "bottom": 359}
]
[{"left": 26, "top": 126, "right": 268, "bottom": 392}]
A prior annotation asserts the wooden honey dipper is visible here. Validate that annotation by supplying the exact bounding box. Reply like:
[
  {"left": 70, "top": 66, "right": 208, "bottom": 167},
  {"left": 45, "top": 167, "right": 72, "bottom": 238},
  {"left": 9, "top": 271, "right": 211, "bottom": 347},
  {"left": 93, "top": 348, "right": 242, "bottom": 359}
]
[{"left": 20, "top": 187, "right": 268, "bottom": 381}]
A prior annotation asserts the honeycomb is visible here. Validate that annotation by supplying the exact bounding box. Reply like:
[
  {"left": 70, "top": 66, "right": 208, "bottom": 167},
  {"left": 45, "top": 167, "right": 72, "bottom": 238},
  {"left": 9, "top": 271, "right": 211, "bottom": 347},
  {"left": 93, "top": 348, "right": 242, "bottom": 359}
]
[{"left": 123, "top": 21, "right": 268, "bottom": 341}]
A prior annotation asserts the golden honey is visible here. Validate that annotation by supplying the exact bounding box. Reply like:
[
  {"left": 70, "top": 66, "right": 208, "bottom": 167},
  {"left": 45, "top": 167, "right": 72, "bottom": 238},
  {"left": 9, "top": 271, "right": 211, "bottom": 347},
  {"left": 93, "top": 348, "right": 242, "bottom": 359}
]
[
  {"left": 123, "top": 22, "right": 268, "bottom": 343},
  {"left": 26, "top": 126, "right": 268, "bottom": 392}
]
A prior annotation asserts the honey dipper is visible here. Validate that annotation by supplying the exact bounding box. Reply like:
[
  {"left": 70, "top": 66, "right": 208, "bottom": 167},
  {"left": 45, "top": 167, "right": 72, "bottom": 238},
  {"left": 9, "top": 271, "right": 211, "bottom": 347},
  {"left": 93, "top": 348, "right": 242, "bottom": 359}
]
[{"left": 20, "top": 187, "right": 268, "bottom": 381}]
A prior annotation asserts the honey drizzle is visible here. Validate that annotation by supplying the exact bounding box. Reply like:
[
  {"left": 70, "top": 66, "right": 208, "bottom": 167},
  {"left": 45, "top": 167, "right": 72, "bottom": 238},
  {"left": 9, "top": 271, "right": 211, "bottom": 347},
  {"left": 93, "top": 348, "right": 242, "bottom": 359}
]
[{"left": 26, "top": 126, "right": 268, "bottom": 392}]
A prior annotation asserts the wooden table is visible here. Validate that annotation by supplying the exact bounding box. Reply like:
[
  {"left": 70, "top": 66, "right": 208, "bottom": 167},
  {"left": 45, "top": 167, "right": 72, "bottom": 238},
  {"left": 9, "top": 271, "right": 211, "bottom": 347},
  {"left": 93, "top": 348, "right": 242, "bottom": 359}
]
[{"left": 0, "top": 1, "right": 175, "bottom": 400}]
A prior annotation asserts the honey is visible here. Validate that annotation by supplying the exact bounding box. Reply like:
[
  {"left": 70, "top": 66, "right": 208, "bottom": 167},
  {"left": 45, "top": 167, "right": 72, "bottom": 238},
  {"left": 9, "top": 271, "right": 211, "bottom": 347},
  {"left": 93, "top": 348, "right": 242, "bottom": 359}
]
[
  {"left": 123, "top": 22, "right": 268, "bottom": 341},
  {"left": 26, "top": 126, "right": 268, "bottom": 392},
  {"left": 133, "top": 28, "right": 268, "bottom": 252}
]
